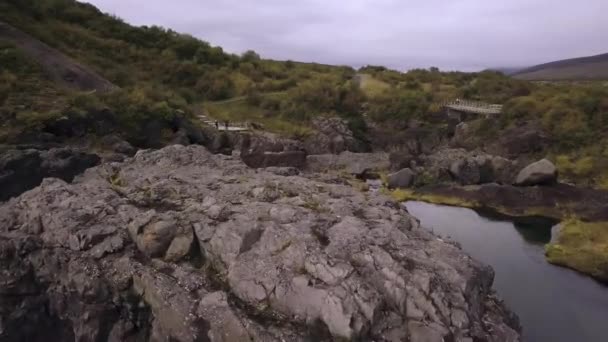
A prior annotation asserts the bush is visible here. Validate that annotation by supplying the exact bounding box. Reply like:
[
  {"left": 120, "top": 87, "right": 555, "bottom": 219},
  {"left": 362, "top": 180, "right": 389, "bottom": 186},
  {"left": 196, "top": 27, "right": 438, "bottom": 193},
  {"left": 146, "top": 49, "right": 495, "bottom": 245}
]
[
  {"left": 367, "top": 89, "right": 430, "bottom": 123},
  {"left": 195, "top": 69, "right": 236, "bottom": 100}
]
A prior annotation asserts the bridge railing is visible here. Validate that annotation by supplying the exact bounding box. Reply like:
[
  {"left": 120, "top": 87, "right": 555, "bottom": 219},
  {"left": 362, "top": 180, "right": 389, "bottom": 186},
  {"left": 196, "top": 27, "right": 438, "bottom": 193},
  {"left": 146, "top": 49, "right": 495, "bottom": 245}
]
[{"left": 442, "top": 99, "right": 503, "bottom": 113}]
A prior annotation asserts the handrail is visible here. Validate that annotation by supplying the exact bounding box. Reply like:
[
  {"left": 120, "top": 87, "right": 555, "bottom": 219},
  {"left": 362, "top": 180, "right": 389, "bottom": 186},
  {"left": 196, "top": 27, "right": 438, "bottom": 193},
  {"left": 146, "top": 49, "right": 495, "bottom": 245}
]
[{"left": 443, "top": 99, "right": 503, "bottom": 114}]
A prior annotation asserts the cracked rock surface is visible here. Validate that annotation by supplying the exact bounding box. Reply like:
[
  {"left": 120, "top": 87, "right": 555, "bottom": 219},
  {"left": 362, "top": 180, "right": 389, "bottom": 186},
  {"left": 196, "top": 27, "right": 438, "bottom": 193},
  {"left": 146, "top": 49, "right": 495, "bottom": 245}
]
[{"left": 0, "top": 145, "right": 520, "bottom": 341}]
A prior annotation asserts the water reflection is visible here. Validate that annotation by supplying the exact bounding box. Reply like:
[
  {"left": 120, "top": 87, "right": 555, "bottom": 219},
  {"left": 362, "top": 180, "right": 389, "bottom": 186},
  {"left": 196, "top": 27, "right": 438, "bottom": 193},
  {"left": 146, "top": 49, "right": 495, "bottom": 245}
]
[{"left": 405, "top": 201, "right": 608, "bottom": 342}]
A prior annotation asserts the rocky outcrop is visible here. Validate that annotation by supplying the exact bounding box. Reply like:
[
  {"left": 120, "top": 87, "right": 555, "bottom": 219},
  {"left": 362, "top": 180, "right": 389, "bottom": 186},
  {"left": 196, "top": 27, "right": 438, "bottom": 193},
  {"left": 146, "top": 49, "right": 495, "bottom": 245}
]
[
  {"left": 388, "top": 168, "right": 416, "bottom": 189},
  {"left": 303, "top": 117, "right": 366, "bottom": 154},
  {"left": 449, "top": 155, "right": 519, "bottom": 186},
  {"left": 306, "top": 151, "right": 390, "bottom": 175},
  {"left": 0, "top": 147, "right": 100, "bottom": 201},
  {"left": 419, "top": 149, "right": 520, "bottom": 186},
  {"left": 100, "top": 134, "right": 137, "bottom": 156},
  {"left": 515, "top": 159, "right": 558, "bottom": 186},
  {"left": 240, "top": 133, "right": 307, "bottom": 169},
  {"left": 371, "top": 126, "right": 446, "bottom": 156},
  {"left": 0, "top": 145, "right": 520, "bottom": 341}
]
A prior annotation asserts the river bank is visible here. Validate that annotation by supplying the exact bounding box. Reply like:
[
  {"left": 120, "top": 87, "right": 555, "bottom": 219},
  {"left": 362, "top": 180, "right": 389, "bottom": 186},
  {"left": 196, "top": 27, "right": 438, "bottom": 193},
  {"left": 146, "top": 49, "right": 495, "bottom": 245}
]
[
  {"left": 405, "top": 201, "right": 608, "bottom": 342},
  {"left": 391, "top": 184, "right": 608, "bottom": 282}
]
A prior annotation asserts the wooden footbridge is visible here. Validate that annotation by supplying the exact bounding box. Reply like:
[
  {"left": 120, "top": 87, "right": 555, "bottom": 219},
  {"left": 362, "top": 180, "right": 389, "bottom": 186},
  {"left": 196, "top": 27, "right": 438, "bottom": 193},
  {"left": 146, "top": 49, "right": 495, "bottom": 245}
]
[
  {"left": 197, "top": 113, "right": 250, "bottom": 132},
  {"left": 443, "top": 100, "right": 503, "bottom": 116}
]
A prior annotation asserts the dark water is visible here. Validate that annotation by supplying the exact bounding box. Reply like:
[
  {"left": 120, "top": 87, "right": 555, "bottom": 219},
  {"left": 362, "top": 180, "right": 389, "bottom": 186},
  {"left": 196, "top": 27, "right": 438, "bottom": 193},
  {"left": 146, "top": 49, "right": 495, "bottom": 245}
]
[{"left": 405, "top": 201, "right": 608, "bottom": 342}]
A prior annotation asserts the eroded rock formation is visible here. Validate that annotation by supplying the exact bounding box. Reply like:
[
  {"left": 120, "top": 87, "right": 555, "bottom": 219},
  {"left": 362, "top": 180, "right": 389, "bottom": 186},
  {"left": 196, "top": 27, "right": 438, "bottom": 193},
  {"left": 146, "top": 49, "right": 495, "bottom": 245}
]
[{"left": 0, "top": 145, "right": 520, "bottom": 341}]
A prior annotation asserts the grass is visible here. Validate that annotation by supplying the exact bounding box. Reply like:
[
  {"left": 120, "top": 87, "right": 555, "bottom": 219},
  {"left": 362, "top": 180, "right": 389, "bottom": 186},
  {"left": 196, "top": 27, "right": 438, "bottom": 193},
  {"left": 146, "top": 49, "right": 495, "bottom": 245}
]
[
  {"left": 390, "top": 187, "right": 608, "bottom": 281},
  {"left": 204, "top": 93, "right": 314, "bottom": 138},
  {"left": 387, "top": 188, "right": 479, "bottom": 208},
  {"left": 545, "top": 218, "right": 608, "bottom": 281},
  {"left": 358, "top": 73, "right": 390, "bottom": 97}
]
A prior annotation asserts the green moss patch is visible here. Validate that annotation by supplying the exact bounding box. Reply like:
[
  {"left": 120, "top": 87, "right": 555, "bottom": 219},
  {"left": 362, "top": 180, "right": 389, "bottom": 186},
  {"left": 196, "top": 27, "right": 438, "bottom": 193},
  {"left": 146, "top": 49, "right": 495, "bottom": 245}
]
[{"left": 546, "top": 219, "right": 608, "bottom": 282}]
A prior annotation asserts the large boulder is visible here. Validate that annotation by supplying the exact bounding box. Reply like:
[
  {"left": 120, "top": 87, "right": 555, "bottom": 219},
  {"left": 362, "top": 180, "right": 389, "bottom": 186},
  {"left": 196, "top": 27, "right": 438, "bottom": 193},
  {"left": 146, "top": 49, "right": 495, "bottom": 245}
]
[
  {"left": 387, "top": 168, "right": 416, "bottom": 189},
  {"left": 449, "top": 159, "right": 481, "bottom": 185},
  {"left": 449, "top": 155, "right": 519, "bottom": 185},
  {"left": 303, "top": 116, "right": 366, "bottom": 154},
  {"left": 0, "top": 145, "right": 520, "bottom": 342},
  {"left": 515, "top": 159, "right": 558, "bottom": 186},
  {"left": 240, "top": 133, "right": 307, "bottom": 169},
  {"left": 421, "top": 149, "right": 520, "bottom": 186}
]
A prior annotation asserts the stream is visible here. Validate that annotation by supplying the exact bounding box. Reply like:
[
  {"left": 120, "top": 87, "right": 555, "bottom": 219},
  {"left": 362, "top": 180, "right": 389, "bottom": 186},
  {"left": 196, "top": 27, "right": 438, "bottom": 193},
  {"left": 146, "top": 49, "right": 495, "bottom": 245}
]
[{"left": 404, "top": 201, "right": 608, "bottom": 342}]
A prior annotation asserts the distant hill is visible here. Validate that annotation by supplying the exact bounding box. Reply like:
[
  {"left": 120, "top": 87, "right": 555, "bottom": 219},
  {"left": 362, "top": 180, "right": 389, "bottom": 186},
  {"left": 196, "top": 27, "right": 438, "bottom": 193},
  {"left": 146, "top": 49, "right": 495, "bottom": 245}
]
[
  {"left": 484, "top": 67, "right": 526, "bottom": 75},
  {"left": 513, "top": 53, "right": 608, "bottom": 81}
]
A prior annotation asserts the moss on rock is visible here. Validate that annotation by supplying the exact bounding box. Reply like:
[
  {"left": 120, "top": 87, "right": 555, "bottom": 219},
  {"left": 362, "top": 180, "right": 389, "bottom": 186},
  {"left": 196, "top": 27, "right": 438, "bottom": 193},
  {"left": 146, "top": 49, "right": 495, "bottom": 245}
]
[{"left": 546, "top": 218, "right": 608, "bottom": 282}]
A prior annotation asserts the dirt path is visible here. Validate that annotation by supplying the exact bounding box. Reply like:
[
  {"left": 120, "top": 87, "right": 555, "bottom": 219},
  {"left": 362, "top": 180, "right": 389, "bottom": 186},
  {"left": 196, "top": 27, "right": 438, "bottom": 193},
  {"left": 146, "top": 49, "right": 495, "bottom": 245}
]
[{"left": 0, "top": 20, "right": 116, "bottom": 92}]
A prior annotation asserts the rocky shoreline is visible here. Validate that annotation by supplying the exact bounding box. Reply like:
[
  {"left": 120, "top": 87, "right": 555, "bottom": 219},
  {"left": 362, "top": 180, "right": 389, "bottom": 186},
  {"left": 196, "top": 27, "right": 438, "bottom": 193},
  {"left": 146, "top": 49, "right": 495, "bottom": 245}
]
[{"left": 0, "top": 145, "right": 520, "bottom": 341}]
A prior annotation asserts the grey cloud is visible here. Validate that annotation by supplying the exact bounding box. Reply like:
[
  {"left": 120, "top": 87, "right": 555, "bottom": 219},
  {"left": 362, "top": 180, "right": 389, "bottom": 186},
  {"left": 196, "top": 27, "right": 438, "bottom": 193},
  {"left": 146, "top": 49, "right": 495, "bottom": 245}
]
[{"left": 82, "top": 0, "right": 608, "bottom": 71}]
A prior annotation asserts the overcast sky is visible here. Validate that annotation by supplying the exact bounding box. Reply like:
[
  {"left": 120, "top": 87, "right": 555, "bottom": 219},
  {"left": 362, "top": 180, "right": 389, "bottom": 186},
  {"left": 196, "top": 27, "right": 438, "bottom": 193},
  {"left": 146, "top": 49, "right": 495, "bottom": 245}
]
[{"left": 82, "top": 0, "right": 607, "bottom": 71}]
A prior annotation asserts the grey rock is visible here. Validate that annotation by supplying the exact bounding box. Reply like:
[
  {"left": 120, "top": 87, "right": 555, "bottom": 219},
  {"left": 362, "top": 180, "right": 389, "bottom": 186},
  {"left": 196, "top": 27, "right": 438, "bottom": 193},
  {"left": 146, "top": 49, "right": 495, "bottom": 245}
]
[
  {"left": 388, "top": 168, "right": 416, "bottom": 189},
  {"left": 515, "top": 159, "right": 557, "bottom": 186},
  {"left": 264, "top": 166, "right": 300, "bottom": 176},
  {"left": 0, "top": 144, "right": 520, "bottom": 342},
  {"left": 306, "top": 151, "right": 389, "bottom": 174},
  {"left": 164, "top": 228, "right": 194, "bottom": 262},
  {"left": 303, "top": 116, "right": 366, "bottom": 154},
  {"left": 449, "top": 159, "right": 481, "bottom": 185},
  {"left": 240, "top": 133, "right": 307, "bottom": 169},
  {"left": 100, "top": 135, "right": 137, "bottom": 156},
  {"left": 422, "top": 149, "right": 519, "bottom": 185}
]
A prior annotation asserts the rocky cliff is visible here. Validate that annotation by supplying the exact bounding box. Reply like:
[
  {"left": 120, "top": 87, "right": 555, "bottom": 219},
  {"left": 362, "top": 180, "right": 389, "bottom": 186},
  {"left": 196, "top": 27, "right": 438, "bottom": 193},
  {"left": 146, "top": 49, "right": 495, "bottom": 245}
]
[{"left": 0, "top": 145, "right": 519, "bottom": 341}]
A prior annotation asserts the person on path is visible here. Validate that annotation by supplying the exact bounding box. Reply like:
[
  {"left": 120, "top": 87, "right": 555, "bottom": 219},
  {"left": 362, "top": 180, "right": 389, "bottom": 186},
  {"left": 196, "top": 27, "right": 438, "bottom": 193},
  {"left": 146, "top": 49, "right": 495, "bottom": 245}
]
[
  {"left": 224, "top": 121, "right": 229, "bottom": 131},
  {"left": 215, "top": 121, "right": 219, "bottom": 129}
]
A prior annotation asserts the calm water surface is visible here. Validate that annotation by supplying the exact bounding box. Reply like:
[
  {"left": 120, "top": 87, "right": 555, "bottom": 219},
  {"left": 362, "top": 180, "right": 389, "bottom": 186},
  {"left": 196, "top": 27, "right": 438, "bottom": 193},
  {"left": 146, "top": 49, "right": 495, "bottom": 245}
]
[{"left": 405, "top": 201, "right": 608, "bottom": 342}]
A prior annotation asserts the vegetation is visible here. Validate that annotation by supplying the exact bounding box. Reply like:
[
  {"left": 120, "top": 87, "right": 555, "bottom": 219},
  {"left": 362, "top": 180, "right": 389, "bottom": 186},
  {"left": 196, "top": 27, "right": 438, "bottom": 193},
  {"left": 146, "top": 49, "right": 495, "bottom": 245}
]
[
  {"left": 1, "top": 0, "right": 607, "bottom": 178},
  {"left": 388, "top": 188, "right": 479, "bottom": 208},
  {"left": 546, "top": 218, "right": 608, "bottom": 281},
  {"left": 0, "top": 0, "right": 361, "bottom": 141},
  {"left": 513, "top": 52, "right": 608, "bottom": 81}
]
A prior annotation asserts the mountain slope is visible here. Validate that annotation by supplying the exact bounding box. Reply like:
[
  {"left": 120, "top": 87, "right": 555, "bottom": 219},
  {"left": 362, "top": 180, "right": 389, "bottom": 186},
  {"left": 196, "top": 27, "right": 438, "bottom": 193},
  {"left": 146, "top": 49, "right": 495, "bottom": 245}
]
[
  {"left": 513, "top": 53, "right": 608, "bottom": 80},
  {"left": 0, "top": 19, "right": 115, "bottom": 92}
]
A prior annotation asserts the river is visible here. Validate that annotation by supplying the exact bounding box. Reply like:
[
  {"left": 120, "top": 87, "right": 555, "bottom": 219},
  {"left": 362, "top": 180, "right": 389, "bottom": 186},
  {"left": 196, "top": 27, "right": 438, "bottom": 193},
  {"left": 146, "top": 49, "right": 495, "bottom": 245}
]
[{"left": 404, "top": 201, "right": 608, "bottom": 342}]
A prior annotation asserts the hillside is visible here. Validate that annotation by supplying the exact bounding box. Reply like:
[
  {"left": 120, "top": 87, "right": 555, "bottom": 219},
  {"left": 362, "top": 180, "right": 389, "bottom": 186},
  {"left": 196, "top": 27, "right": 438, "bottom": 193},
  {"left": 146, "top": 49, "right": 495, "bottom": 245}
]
[
  {"left": 0, "top": 19, "right": 115, "bottom": 92},
  {"left": 513, "top": 53, "right": 608, "bottom": 80},
  {"left": 2, "top": 0, "right": 608, "bottom": 189}
]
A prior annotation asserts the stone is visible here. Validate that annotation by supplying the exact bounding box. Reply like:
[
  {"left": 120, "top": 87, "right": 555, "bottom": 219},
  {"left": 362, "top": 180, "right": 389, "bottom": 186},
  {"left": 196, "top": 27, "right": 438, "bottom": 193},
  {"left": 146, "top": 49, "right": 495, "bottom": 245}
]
[
  {"left": 40, "top": 148, "right": 101, "bottom": 181},
  {"left": 306, "top": 151, "right": 390, "bottom": 173},
  {"left": 303, "top": 116, "right": 367, "bottom": 154},
  {"left": 240, "top": 133, "right": 307, "bottom": 169},
  {"left": 100, "top": 135, "right": 137, "bottom": 156},
  {"left": 449, "top": 159, "right": 481, "bottom": 185},
  {"left": 0, "top": 144, "right": 520, "bottom": 342},
  {"left": 388, "top": 168, "right": 416, "bottom": 189},
  {"left": 264, "top": 166, "right": 300, "bottom": 176},
  {"left": 0, "top": 147, "right": 100, "bottom": 201},
  {"left": 242, "top": 150, "right": 307, "bottom": 169},
  {"left": 164, "top": 228, "right": 194, "bottom": 262},
  {"left": 515, "top": 159, "right": 557, "bottom": 186},
  {"left": 133, "top": 219, "right": 177, "bottom": 258}
]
